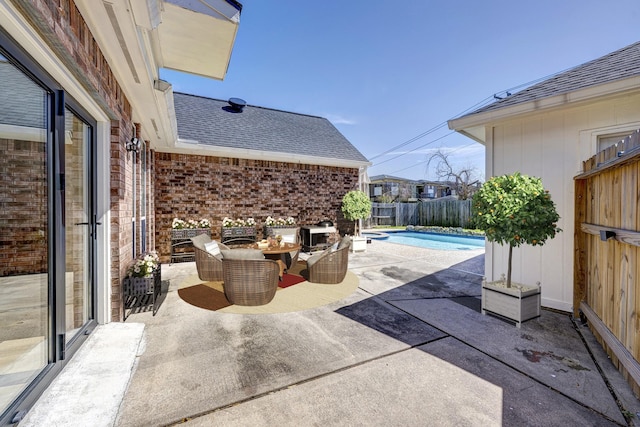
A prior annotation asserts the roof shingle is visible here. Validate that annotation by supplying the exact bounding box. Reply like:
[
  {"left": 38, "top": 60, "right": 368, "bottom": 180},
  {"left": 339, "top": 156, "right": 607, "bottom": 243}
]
[
  {"left": 464, "top": 40, "right": 640, "bottom": 117},
  {"left": 173, "top": 92, "right": 368, "bottom": 163}
]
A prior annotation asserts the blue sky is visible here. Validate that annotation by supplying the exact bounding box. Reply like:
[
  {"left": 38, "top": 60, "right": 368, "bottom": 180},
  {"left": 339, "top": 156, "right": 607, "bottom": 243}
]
[{"left": 161, "top": 0, "right": 640, "bottom": 181}]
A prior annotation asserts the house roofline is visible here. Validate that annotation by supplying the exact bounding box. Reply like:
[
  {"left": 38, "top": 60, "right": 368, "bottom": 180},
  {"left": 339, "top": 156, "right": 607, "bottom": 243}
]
[
  {"left": 448, "top": 75, "right": 640, "bottom": 137},
  {"left": 160, "top": 140, "right": 371, "bottom": 169}
]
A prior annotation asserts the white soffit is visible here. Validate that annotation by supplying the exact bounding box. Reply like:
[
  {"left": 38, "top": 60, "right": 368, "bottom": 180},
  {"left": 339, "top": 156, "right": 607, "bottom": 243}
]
[{"left": 156, "top": 0, "right": 240, "bottom": 79}]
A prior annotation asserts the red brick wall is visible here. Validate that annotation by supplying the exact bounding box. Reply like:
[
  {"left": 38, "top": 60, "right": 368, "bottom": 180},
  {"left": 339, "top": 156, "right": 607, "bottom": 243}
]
[
  {"left": 155, "top": 153, "right": 359, "bottom": 262},
  {"left": 0, "top": 139, "right": 48, "bottom": 276}
]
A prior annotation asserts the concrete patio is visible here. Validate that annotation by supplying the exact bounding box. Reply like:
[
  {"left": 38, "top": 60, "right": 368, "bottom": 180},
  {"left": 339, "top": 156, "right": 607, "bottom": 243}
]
[{"left": 21, "top": 239, "right": 640, "bottom": 426}]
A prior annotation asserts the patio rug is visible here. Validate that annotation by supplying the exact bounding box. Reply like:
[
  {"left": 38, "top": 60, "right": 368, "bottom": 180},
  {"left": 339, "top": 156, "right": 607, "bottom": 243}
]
[{"left": 177, "top": 262, "right": 359, "bottom": 314}]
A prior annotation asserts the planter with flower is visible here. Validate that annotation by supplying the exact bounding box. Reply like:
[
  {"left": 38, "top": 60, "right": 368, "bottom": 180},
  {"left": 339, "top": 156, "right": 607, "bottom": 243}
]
[
  {"left": 263, "top": 216, "right": 297, "bottom": 238},
  {"left": 170, "top": 218, "right": 211, "bottom": 263},
  {"left": 123, "top": 251, "right": 161, "bottom": 296},
  {"left": 472, "top": 172, "right": 561, "bottom": 327},
  {"left": 221, "top": 217, "right": 257, "bottom": 244}
]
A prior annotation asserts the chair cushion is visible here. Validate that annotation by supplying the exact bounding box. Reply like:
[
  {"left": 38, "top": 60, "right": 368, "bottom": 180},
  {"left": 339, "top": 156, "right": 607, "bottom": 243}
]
[
  {"left": 221, "top": 248, "right": 265, "bottom": 260},
  {"left": 190, "top": 233, "right": 212, "bottom": 251},
  {"left": 337, "top": 235, "right": 351, "bottom": 250},
  {"left": 204, "top": 240, "right": 222, "bottom": 259},
  {"left": 329, "top": 242, "right": 340, "bottom": 252}
]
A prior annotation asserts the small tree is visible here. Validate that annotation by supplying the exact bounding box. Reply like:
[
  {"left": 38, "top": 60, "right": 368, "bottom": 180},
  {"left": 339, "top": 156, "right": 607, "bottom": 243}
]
[
  {"left": 426, "top": 149, "right": 482, "bottom": 200},
  {"left": 471, "top": 172, "right": 561, "bottom": 288},
  {"left": 341, "top": 190, "right": 372, "bottom": 236}
]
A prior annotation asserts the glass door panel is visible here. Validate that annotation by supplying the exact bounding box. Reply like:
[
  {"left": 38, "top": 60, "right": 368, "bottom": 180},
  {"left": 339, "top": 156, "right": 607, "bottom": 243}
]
[
  {"left": 0, "top": 53, "right": 49, "bottom": 415},
  {"left": 64, "top": 109, "right": 93, "bottom": 342}
]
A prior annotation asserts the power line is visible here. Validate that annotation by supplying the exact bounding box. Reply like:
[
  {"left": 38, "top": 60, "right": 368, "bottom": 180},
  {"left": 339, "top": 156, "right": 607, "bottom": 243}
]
[
  {"left": 373, "top": 131, "right": 455, "bottom": 167},
  {"left": 367, "top": 65, "right": 576, "bottom": 165},
  {"left": 386, "top": 142, "right": 481, "bottom": 176}
]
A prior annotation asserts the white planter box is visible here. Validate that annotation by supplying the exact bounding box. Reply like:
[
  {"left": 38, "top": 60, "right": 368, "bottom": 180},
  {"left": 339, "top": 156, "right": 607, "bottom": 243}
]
[
  {"left": 481, "top": 280, "right": 541, "bottom": 328},
  {"left": 351, "top": 236, "right": 367, "bottom": 252}
]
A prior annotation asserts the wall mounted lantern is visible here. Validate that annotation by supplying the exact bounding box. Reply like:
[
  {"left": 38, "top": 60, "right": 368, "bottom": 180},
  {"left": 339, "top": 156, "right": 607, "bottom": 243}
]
[{"left": 126, "top": 137, "right": 141, "bottom": 153}]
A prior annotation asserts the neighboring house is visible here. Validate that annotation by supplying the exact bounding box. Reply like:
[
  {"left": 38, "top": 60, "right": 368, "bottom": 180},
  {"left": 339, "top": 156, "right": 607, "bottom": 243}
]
[
  {"left": 449, "top": 41, "right": 640, "bottom": 390},
  {"left": 0, "top": 0, "right": 246, "bottom": 422},
  {"left": 156, "top": 93, "right": 370, "bottom": 261},
  {"left": 369, "top": 174, "right": 454, "bottom": 202}
]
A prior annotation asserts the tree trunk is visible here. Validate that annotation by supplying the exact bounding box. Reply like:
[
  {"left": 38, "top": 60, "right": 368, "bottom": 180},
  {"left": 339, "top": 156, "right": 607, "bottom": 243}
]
[{"left": 506, "top": 244, "right": 513, "bottom": 288}]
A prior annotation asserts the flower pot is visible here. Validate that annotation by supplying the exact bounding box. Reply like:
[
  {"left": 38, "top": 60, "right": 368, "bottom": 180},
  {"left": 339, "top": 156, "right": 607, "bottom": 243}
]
[
  {"left": 171, "top": 228, "right": 210, "bottom": 240},
  {"left": 351, "top": 236, "right": 367, "bottom": 252},
  {"left": 481, "top": 279, "right": 541, "bottom": 328}
]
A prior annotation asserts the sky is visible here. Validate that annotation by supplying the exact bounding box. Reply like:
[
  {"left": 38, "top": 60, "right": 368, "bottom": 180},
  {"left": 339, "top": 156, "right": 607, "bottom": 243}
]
[{"left": 161, "top": 0, "right": 640, "bottom": 182}]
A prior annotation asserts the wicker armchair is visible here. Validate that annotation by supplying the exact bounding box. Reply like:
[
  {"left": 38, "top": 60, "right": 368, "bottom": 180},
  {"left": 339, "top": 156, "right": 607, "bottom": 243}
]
[
  {"left": 222, "top": 259, "right": 280, "bottom": 305},
  {"left": 306, "top": 236, "right": 350, "bottom": 284},
  {"left": 190, "top": 234, "right": 230, "bottom": 282}
]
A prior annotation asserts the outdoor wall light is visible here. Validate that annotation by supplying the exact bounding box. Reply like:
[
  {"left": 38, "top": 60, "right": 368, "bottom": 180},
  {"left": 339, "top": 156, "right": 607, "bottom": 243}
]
[
  {"left": 599, "top": 230, "right": 616, "bottom": 241},
  {"left": 126, "top": 137, "right": 141, "bottom": 153}
]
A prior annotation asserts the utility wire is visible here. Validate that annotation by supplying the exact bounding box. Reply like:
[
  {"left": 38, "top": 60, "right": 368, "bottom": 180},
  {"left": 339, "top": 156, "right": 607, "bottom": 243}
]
[
  {"left": 387, "top": 142, "right": 480, "bottom": 176},
  {"left": 367, "top": 65, "right": 575, "bottom": 165},
  {"left": 373, "top": 131, "right": 455, "bottom": 167}
]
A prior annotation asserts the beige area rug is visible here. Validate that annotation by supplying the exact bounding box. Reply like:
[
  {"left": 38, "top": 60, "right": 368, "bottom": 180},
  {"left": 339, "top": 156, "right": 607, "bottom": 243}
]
[{"left": 177, "top": 271, "right": 359, "bottom": 314}]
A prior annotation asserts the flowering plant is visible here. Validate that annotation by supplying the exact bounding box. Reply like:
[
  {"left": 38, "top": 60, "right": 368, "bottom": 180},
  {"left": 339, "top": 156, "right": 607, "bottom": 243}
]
[
  {"left": 222, "top": 217, "right": 256, "bottom": 227},
  {"left": 265, "top": 216, "right": 296, "bottom": 226},
  {"left": 172, "top": 218, "right": 210, "bottom": 229},
  {"left": 127, "top": 251, "right": 159, "bottom": 278}
]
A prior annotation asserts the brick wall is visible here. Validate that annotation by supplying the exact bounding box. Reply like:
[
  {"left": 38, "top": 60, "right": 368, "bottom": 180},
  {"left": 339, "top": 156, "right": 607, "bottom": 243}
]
[
  {"left": 0, "top": 139, "right": 47, "bottom": 275},
  {"left": 155, "top": 153, "right": 359, "bottom": 262}
]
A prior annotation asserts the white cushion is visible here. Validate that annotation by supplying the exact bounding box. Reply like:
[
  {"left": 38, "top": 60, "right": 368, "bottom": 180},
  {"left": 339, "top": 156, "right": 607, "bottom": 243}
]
[
  {"left": 330, "top": 242, "right": 339, "bottom": 252},
  {"left": 204, "top": 241, "right": 221, "bottom": 257},
  {"left": 282, "top": 234, "right": 296, "bottom": 244}
]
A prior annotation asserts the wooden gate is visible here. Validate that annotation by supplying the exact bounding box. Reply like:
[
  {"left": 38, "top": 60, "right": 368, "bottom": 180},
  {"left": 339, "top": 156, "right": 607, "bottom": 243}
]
[{"left": 574, "top": 129, "right": 640, "bottom": 395}]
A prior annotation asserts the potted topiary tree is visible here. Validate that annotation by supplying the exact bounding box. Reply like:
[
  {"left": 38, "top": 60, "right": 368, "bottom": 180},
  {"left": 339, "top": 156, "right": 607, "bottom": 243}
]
[
  {"left": 472, "top": 172, "right": 561, "bottom": 327},
  {"left": 341, "top": 190, "right": 372, "bottom": 252}
]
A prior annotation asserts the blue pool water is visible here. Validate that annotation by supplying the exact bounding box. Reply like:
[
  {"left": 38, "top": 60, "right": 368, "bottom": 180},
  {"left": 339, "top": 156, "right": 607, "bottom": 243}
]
[{"left": 363, "top": 231, "right": 485, "bottom": 251}]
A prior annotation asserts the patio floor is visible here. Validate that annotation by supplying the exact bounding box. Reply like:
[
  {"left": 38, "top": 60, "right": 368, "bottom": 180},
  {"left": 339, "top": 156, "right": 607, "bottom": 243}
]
[{"left": 21, "top": 239, "right": 640, "bottom": 426}]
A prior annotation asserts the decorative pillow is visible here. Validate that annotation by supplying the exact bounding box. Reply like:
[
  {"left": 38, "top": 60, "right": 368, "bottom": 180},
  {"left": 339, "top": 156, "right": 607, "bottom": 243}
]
[
  {"left": 220, "top": 248, "right": 265, "bottom": 260},
  {"left": 190, "top": 233, "right": 212, "bottom": 251},
  {"left": 330, "top": 242, "right": 340, "bottom": 252},
  {"left": 337, "top": 235, "right": 351, "bottom": 250},
  {"left": 204, "top": 241, "right": 221, "bottom": 257},
  {"left": 282, "top": 233, "right": 296, "bottom": 244}
]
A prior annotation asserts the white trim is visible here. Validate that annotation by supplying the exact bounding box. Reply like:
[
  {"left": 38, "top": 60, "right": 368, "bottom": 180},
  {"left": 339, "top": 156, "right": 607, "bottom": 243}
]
[
  {"left": 449, "top": 76, "right": 640, "bottom": 132},
  {"left": 578, "top": 121, "right": 640, "bottom": 165},
  {"left": 95, "top": 121, "right": 111, "bottom": 324},
  {"left": 0, "top": 123, "right": 46, "bottom": 141},
  {"left": 165, "top": 139, "right": 372, "bottom": 169}
]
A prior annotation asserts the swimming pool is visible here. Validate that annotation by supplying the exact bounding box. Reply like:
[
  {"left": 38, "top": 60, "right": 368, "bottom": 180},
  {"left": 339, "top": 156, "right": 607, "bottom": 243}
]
[{"left": 363, "top": 231, "right": 485, "bottom": 251}]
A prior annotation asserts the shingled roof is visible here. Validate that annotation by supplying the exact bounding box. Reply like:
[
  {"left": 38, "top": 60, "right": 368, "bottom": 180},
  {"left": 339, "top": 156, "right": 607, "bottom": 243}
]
[
  {"left": 173, "top": 92, "right": 369, "bottom": 165},
  {"left": 463, "top": 40, "right": 640, "bottom": 117}
]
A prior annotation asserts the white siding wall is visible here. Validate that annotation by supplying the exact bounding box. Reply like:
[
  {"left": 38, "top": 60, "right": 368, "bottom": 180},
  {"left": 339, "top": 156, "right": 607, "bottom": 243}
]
[{"left": 485, "top": 92, "right": 640, "bottom": 311}]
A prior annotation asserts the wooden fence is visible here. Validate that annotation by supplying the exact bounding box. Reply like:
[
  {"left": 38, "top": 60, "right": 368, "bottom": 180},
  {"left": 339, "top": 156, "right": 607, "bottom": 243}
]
[
  {"left": 370, "top": 199, "right": 473, "bottom": 228},
  {"left": 574, "top": 129, "right": 640, "bottom": 395}
]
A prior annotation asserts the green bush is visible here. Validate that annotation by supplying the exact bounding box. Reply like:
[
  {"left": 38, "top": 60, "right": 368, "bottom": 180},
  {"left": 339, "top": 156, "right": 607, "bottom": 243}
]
[{"left": 472, "top": 172, "right": 561, "bottom": 287}]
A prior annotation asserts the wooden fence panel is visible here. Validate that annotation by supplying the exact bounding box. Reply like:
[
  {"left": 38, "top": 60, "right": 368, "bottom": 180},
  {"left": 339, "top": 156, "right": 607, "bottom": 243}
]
[
  {"left": 577, "top": 136, "right": 640, "bottom": 382},
  {"left": 371, "top": 199, "right": 473, "bottom": 228}
]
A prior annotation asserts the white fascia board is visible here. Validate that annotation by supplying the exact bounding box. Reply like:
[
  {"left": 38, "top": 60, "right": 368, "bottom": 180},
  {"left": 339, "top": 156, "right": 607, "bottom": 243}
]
[
  {"left": 162, "top": 140, "right": 371, "bottom": 169},
  {"left": 166, "top": 0, "right": 241, "bottom": 22},
  {"left": 449, "top": 76, "right": 640, "bottom": 131}
]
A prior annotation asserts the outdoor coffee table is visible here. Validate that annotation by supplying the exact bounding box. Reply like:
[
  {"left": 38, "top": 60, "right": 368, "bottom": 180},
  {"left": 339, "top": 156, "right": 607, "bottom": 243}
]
[{"left": 252, "top": 242, "right": 301, "bottom": 279}]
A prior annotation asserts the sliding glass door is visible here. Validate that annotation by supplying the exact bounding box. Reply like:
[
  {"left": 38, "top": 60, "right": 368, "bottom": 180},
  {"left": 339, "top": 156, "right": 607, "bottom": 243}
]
[
  {"left": 0, "top": 34, "right": 97, "bottom": 423},
  {"left": 0, "top": 52, "right": 50, "bottom": 417}
]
